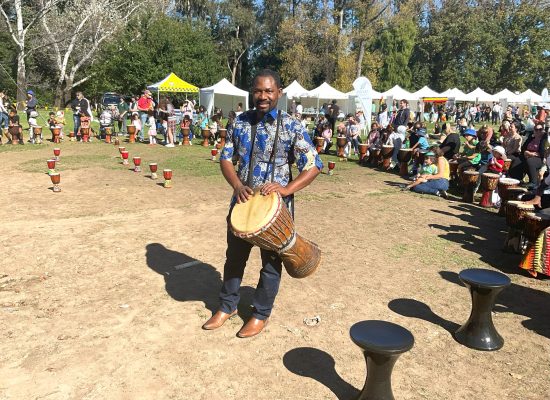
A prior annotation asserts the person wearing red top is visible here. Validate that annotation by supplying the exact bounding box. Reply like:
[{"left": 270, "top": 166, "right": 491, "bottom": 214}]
[
  {"left": 488, "top": 146, "right": 506, "bottom": 174},
  {"left": 137, "top": 90, "right": 154, "bottom": 142},
  {"left": 534, "top": 105, "right": 547, "bottom": 125}
]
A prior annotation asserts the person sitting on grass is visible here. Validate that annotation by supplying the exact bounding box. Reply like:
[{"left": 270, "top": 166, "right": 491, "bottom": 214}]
[
  {"left": 55, "top": 110, "right": 66, "bottom": 140},
  {"left": 321, "top": 122, "right": 333, "bottom": 154},
  {"left": 456, "top": 128, "right": 480, "bottom": 177},
  {"left": 131, "top": 112, "right": 142, "bottom": 140},
  {"left": 409, "top": 127, "right": 429, "bottom": 175},
  {"left": 408, "top": 147, "right": 451, "bottom": 197},
  {"left": 8, "top": 109, "right": 22, "bottom": 143},
  {"left": 209, "top": 114, "right": 219, "bottom": 144},
  {"left": 346, "top": 115, "right": 361, "bottom": 156},
  {"left": 474, "top": 145, "right": 506, "bottom": 193},
  {"left": 403, "top": 151, "right": 438, "bottom": 191}
]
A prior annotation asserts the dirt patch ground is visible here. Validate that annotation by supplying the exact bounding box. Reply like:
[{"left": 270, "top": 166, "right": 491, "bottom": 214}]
[{"left": 1, "top": 141, "right": 549, "bottom": 400}]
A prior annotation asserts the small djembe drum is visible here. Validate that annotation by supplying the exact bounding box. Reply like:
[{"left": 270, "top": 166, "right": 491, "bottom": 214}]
[
  {"left": 33, "top": 126, "right": 43, "bottom": 144},
  {"left": 105, "top": 127, "right": 112, "bottom": 144},
  {"left": 336, "top": 136, "right": 347, "bottom": 159},
  {"left": 358, "top": 143, "right": 369, "bottom": 164},
  {"left": 133, "top": 156, "right": 141, "bottom": 172},
  {"left": 462, "top": 170, "right": 479, "bottom": 203},
  {"left": 182, "top": 128, "right": 190, "bottom": 145},
  {"left": 51, "top": 127, "right": 61, "bottom": 143},
  {"left": 219, "top": 128, "right": 227, "bottom": 148},
  {"left": 328, "top": 161, "right": 336, "bottom": 175},
  {"left": 50, "top": 172, "right": 61, "bottom": 192},
  {"left": 201, "top": 129, "right": 210, "bottom": 147},
  {"left": 497, "top": 178, "right": 520, "bottom": 216},
  {"left": 503, "top": 159, "right": 512, "bottom": 175},
  {"left": 371, "top": 148, "right": 382, "bottom": 166},
  {"left": 47, "top": 159, "right": 56, "bottom": 175},
  {"left": 81, "top": 127, "right": 91, "bottom": 142},
  {"left": 149, "top": 163, "right": 158, "bottom": 179},
  {"left": 315, "top": 137, "right": 325, "bottom": 154},
  {"left": 398, "top": 148, "right": 413, "bottom": 176},
  {"left": 163, "top": 169, "right": 173, "bottom": 188},
  {"left": 114, "top": 137, "right": 120, "bottom": 145},
  {"left": 448, "top": 159, "right": 459, "bottom": 183},
  {"left": 127, "top": 125, "right": 136, "bottom": 143},
  {"left": 381, "top": 145, "right": 394, "bottom": 170},
  {"left": 504, "top": 201, "right": 535, "bottom": 253},
  {"left": 53, "top": 148, "right": 61, "bottom": 162},
  {"left": 211, "top": 148, "right": 218, "bottom": 161},
  {"left": 479, "top": 173, "right": 500, "bottom": 207},
  {"left": 8, "top": 126, "right": 20, "bottom": 144},
  {"left": 69, "top": 130, "right": 75, "bottom": 141},
  {"left": 523, "top": 212, "right": 550, "bottom": 244},
  {"left": 121, "top": 150, "right": 129, "bottom": 165}
]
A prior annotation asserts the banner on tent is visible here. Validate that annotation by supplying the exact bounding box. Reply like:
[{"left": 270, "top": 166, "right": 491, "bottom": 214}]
[{"left": 353, "top": 77, "right": 373, "bottom": 132}]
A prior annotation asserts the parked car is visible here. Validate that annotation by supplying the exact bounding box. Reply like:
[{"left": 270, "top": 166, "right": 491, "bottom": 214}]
[{"left": 100, "top": 92, "right": 122, "bottom": 111}]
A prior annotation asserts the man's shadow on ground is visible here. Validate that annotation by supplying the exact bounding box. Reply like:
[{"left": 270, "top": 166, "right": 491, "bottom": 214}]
[{"left": 145, "top": 243, "right": 254, "bottom": 319}]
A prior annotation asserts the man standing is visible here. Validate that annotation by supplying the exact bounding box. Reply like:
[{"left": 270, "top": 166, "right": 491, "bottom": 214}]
[
  {"left": 392, "top": 99, "right": 410, "bottom": 129},
  {"left": 137, "top": 90, "right": 153, "bottom": 141},
  {"left": 328, "top": 99, "right": 339, "bottom": 133},
  {"left": 202, "top": 69, "right": 322, "bottom": 338},
  {"left": 0, "top": 91, "right": 8, "bottom": 144},
  {"left": 25, "top": 90, "right": 37, "bottom": 130},
  {"left": 71, "top": 91, "right": 90, "bottom": 138},
  {"left": 117, "top": 97, "right": 129, "bottom": 135}
]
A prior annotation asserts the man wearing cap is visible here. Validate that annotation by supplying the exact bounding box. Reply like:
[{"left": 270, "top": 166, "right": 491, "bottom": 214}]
[
  {"left": 137, "top": 90, "right": 154, "bottom": 142},
  {"left": 25, "top": 90, "right": 37, "bottom": 131}
]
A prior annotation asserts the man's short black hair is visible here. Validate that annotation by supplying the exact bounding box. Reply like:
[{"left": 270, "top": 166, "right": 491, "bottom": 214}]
[{"left": 253, "top": 69, "right": 282, "bottom": 89}]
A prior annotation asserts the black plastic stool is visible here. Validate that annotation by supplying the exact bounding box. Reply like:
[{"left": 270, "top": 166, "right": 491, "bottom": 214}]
[
  {"left": 454, "top": 268, "right": 511, "bottom": 351},
  {"left": 350, "top": 320, "right": 414, "bottom": 400}
]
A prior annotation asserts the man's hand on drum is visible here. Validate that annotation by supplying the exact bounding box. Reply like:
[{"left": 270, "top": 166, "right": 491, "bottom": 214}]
[
  {"left": 524, "top": 195, "right": 542, "bottom": 208},
  {"left": 234, "top": 184, "right": 254, "bottom": 203},
  {"left": 260, "top": 182, "right": 289, "bottom": 197}
]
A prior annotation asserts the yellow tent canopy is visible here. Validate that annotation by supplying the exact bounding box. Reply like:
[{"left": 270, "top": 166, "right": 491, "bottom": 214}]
[{"left": 147, "top": 73, "right": 199, "bottom": 93}]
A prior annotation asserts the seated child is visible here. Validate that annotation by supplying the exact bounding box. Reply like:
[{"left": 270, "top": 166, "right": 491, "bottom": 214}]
[
  {"left": 404, "top": 152, "right": 438, "bottom": 190},
  {"left": 8, "top": 109, "right": 22, "bottom": 143},
  {"left": 474, "top": 145, "right": 505, "bottom": 193},
  {"left": 131, "top": 112, "right": 141, "bottom": 139},
  {"left": 180, "top": 115, "right": 192, "bottom": 144},
  {"left": 55, "top": 110, "right": 65, "bottom": 139},
  {"left": 457, "top": 128, "right": 479, "bottom": 176},
  {"left": 28, "top": 110, "right": 40, "bottom": 143},
  {"left": 321, "top": 123, "right": 332, "bottom": 153},
  {"left": 209, "top": 115, "right": 219, "bottom": 143},
  {"left": 410, "top": 128, "right": 430, "bottom": 175}
]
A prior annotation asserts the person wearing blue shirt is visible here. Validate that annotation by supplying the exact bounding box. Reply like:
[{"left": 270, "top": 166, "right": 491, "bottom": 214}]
[{"left": 202, "top": 69, "right": 322, "bottom": 338}]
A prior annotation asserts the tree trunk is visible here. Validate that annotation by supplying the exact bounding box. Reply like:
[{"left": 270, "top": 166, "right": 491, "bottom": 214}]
[
  {"left": 16, "top": 51, "right": 26, "bottom": 110},
  {"left": 62, "top": 78, "right": 73, "bottom": 107},
  {"left": 54, "top": 80, "right": 64, "bottom": 108},
  {"left": 356, "top": 39, "right": 365, "bottom": 78},
  {"left": 231, "top": 61, "right": 238, "bottom": 85}
]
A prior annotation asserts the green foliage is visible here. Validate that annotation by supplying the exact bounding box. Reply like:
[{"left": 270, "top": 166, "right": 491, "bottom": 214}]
[{"left": 81, "top": 14, "right": 226, "bottom": 96}]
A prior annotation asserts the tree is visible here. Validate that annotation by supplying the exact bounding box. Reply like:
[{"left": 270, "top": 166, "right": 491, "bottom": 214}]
[
  {"left": 0, "top": 0, "right": 61, "bottom": 108},
  {"left": 39, "top": 0, "right": 141, "bottom": 107},
  {"left": 81, "top": 14, "right": 226, "bottom": 96}
]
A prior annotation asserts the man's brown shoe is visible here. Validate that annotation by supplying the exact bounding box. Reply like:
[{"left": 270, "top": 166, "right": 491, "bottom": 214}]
[
  {"left": 202, "top": 309, "right": 237, "bottom": 330},
  {"left": 237, "top": 317, "right": 268, "bottom": 338}
]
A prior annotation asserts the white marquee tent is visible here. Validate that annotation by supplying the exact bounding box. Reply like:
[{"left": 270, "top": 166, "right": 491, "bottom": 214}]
[
  {"left": 440, "top": 88, "right": 469, "bottom": 101},
  {"left": 199, "top": 78, "right": 249, "bottom": 115},
  {"left": 279, "top": 80, "right": 310, "bottom": 112},
  {"left": 464, "top": 88, "right": 497, "bottom": 102},
  {"left": 518, "top": 89, "right": 543, "bottom": 104},
  {"left": 300, "top": 82, "right": 349, "bottom": 113},
  {"left": 381, "top": 85, "right": 418, "bottom": 101},
  {"left": 493, "top": 88, "right": 523, "bottom": 103},
  {"left": 412, "top": 86, "right": 441, "bottom": 99}
]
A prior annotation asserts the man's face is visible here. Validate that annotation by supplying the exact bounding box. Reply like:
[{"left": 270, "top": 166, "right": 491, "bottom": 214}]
[
  {"left": 252, "top": 76, "right": 281, "bottom": 114},
  {"left": 77, "top": 93, "right": 82, "bottom": 100},
  {"left": 400, "top": 101, "right": 406, "bottom": 109}
]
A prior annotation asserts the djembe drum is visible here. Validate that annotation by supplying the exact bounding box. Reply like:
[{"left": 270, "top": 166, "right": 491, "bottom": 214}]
[
  {"left": 69, "top": 130, "right": 75, "bottom": 141},
  {"left": 118, "top": 147, "right": 126, "bottom": 158},
  {"left": 218, "top": 128, "right": 227, "bottom": 148},
  {"left": 381, "top": 145, "right": 394, "bottom": 170},
  {"left": 127, "top": 125, "right": 136, "bottom": 143},
  {"left": 201, "top": 129, "right": 210, "bottom": 147},
  {"left": 358, "top": 143, "right": 369, "bottom": 163},
  {"left": 133, "top": 156, "right": 141, "bottom": 172},
  {"left": 51, "top": 127, "right": 61, "bottom": 143},
  {"left": 398, "top": 148, "right": 413, "bottom": 176},
  {"left": 50, "top": 172, "right": 61, "bottom": 192},
  {"left": 328, "top": 161, "right": 335, "bottom": 175},
  {"left": 315, "top": 137, "right": 324, "bottom": 154},
  {"left": 336, "top": 136, "right": 347, "bottom": 159},
  {"left": 163, "top": 169, "right": 173, "bottom": 188},
  {"left": 8, "top": 126, "right": 20, "bottom": 144},
  {"left": 462, "top": 170, "right": 479, "bottom": 203},
  {"left": 53, "top": 148, "right": 61, "bottom": 162},
  {"left": 371, "top": 148, "right": 382, "bottom": 166},
  {"left": 149, "top": 163, "right": 158, "bottom": 179},
  {"left": 503, "top": 159, "right": 512, "bottom": 175},
  {"left": 33, "top": 126, "right": 43, "bottom": 144},
  {"left": 105, "top": 127, "right": 112, "bottom": 143},
  {"left": 81, "top": 127, "right": 91, "bottom": 142},
  {"left": 211, "top": 148, "right": 218, "bottom": 161},
  {"left": 47, "top": 159, "right": 56, "bottom": 175},
  {"left": 479, "top": 173, "right": 500, "bottom": 207},
  {"left": 182, "top": 128, "right": 190, "bottom": 145},
  {"left": 230, "top": 191, "right": 321, "bottom": 278},
  {"left": 121, "top": 150, "right": 129, "bottom": 165},
  {"left": 497, "top": 178, "right": 520, "bottom": 216},
  {"left": 448, "top": 159, "right": 459, "bottom": 182},
  {"left": 523, "top": 212, "right": 550, "bottom": 243},
  {"left": 504, "top": 201, "right": 535, "bottom": 253}
]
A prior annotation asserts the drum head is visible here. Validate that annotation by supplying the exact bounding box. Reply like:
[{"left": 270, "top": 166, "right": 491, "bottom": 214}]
[
  {"left": 499, "top": 178, "right": 520, "bottom": 185},
  {"left": 231, "top": 192, "right": 279, "bottom": 234}
]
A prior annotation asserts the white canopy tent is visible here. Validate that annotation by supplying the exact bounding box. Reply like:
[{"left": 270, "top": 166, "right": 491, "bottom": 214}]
[
  {"left": 440, "top": 88, "right": 469, "bottom": 101},
  {"left": 346, "top": 88, "right": 383, "bottom": 114},
  {"left": 279, "top": 80, "right": 309, "bottom": 112},
  {"left": 381, "top": 85, "right": 418, "bottom": 102},
  {"left": 519, "top": 89, "right": 543, "bottom": 104},
  {"left": 412, "top": 86, "right": 441, "bottom": 99},
  {"left": 464, "top": 88, "right": 497, "bottom": 103},
  {"left": 199, "top": 78, "right": 249, "bottom": 115},
  {"left": 300, "top": 82, "right": 349, "bottom": 114},
  {"left": 493, "top": 88, "right": 523, "bottom": 103}
]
